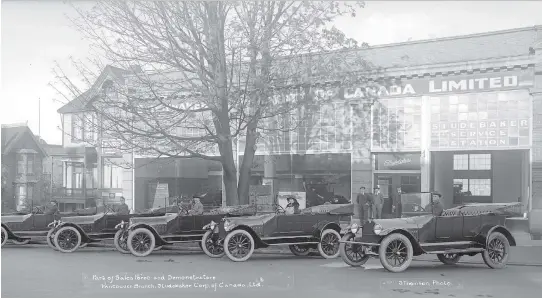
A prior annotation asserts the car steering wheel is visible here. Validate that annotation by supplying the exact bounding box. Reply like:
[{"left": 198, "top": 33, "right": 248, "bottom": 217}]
[
  {"left": 105, "top": 205, "right": 116, "bottom": 214},
  {"left": 33, "top": 206, "right": 44, "bottom": 214},
  {"left": 274, "top": 204, "right": 286, "bottom": 214},
  {"left": 179, "top": 206, "right": 190, "bottom": 215}
]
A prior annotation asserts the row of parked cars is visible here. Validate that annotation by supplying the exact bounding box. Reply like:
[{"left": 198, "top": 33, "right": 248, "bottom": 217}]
[{"left": 1, "top": 192, "right": 521, "bottom": 273}]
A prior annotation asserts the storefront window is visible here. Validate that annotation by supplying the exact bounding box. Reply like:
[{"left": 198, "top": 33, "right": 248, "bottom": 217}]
[
  {"left": 453, "top": 178, "right": 491, "bottom": 196},
  {"left": 372, "top": 97, "right": 422, "bottom": 150},
  {"left": 430, "top": 90, "right": 531, "bottom": 149}
]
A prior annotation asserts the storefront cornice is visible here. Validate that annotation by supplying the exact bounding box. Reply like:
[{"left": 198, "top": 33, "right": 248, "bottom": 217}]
[{"left": 302, "top": 55, "right": 535, "bottom": 86}]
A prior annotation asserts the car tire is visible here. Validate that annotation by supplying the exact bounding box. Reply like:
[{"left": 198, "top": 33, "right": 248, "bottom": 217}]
[
  {"left": 202, "top": 230, "right": 225, "bottom": 258},
  {"left": 482, "top": 232, "right": 510, "bottom": 269},
  {"left": 46, "top": 229, "right": 57, "bottom": 250},
  {"left": 318, "top": 229, "right": 341, "bottom": 259},
  {"left": 127, "top": 228, "right": 155, "bottom": 257},
  {"left": 114, "top": 229, "right": 130, "bottom": 254},
  {"left": 339, "top": 233, "right": 369, "bottom": 267},
  {"left": 289, "top": 245, "right": 311, "bottom": 257},
  {"left": 54, "top": 226, "right": 82, "bottom": 253},
  {"left": 378, "top": 233, "right": 413, "bottom": 273},
  {"left": 437, "top": 253, "right": 461, "bottom": 265},
  {"left": 12, "top": 239, "right": 30, "bottom": 245},
  {"left": 224, "top": 229, "right": 255, "bottom": 262},
  {"left": 1, "top": 226, "right": 8, "bottom": 247}
]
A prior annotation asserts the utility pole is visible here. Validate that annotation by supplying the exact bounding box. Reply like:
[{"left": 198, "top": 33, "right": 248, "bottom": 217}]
[{"left": 38, "top": 98, "right": 41, "bottom": 137}]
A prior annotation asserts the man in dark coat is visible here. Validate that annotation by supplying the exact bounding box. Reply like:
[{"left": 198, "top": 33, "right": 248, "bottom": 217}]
[
  {"left": 392, "top": 187, "right": 403, "bottom": 218},
  {"left": 115, "top": 196, "right": 130, "bottom": 215},
  {"left": 356, "top": 187, "right": 367, "bottom": 222},
  {"left": 425, "top": 192, "right": 444, "bottom": 216},
  {"left": 373, "top": 186, "right": 384, "bottom": 219},
  {"left": 44, "top": 200, "right": 59, "bottom": 215}
]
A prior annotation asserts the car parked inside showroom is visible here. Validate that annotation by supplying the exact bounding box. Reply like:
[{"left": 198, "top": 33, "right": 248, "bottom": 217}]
[{"left": 339, "top": 192, "right": 520, "bottom": 273}]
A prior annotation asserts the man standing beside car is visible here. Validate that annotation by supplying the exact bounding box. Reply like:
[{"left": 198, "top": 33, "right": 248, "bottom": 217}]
[
  {"left": 373, "top": 186, "right": 384, "bottom": 219},
  {"left": 356, "top": 187, "right": 367, "bottom": 222},
  {"left": 392, "top": 187, "right": 403, "bottom": 218}
]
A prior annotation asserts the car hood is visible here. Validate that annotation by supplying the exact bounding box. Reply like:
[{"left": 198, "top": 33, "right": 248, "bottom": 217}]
[
  {"left": 60, "top": 213, "right": 106, "bottom": 224},
  {"left": 129, "top": 213, "right": 178, "bottom": 226},
  {"left": 1, "top": 213, "right": 33, "bottom": 223},
  {"left": 225, "top": 213, "right": 276, "bottom": 226},
  {"left": 372, "top": 214, "right": 433, "bottom": 229}
]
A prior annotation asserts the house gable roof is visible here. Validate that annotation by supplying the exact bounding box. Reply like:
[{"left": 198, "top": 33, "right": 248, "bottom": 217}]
[
  {"left": 1, "top": 124, "right": 48, "bottom": 157},
  {"left": 57, "top": 65, "right": 129, "bottom": 114}
]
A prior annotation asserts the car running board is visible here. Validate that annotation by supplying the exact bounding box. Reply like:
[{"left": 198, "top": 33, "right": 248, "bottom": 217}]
[
  {"left": 424, "top": 248, "right": 485, "bottom": 254},
  {"left": 266, "top": 242, "right": 320, "bottom": 246}
]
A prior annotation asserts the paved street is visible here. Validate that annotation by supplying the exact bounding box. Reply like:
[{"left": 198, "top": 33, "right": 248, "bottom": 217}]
[{"left": 2, "top": 244, "right": 542, "bottom": 298}]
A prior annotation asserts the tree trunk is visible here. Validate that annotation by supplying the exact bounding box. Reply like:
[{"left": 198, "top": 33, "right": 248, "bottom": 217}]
[{"left": 238, "top": 125, "right": 258, "bottom": 205}]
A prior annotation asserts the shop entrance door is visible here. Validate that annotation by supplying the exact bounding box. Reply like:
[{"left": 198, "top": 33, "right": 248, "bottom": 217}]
[{"left": 375, "top": 176, "right": 392, "bottom": 199}]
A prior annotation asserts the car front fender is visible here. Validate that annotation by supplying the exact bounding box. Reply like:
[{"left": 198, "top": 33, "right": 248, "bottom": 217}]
[
  {"left": 127, "top": 223, "right": 165, "bottom": 245},
  {"left": 1, "top": 223, "right": 27, "bottom": 241},
  {"left": 376, "top": 228, "right": 424, "bottom": 254},
  {"left": 477, "top": 224, "right": 516, "bottom": 247},
  {"left": 55, "top": 222, "right": 91, "bottom": 242}
]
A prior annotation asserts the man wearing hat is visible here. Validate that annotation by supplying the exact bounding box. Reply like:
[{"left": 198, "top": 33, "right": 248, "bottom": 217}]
[
  {"left": 425, "top": 192, "right": 444, "bottom": 216},
  {"left": 189, "top": 195, "right": 204, "bottom": 215},
  {"left": 45, "top": 200, "right": 59, "bottom": 215},
  {"left": 373, "top": 186, "right": 384, "bottom": 219}
]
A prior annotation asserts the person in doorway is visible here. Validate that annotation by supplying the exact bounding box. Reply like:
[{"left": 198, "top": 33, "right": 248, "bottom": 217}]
[
  {"left": 189, "top": 196, "right": 204, "bottom": 215},
  {"left": 285, "top": 197, "right": 300, "bottom": 214},
  {"left": 425, "top": 192, "right": 444, "bottom": 216},
  {"left": 392, "top": 187, "right": 403, "bottom": 218},
  {"left": 373, "top": 186, "right": 384, "bottom": 219},
  {"left": 45, "top": 200, "right": 59, "bottom": 215},
  {"left": 116, "top": 197, "right": 130, "bottom": 215}
]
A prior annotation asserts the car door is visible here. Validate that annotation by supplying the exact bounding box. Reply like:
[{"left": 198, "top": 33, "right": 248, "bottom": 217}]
[
  {"left": 274, "top": 214, "right": 304, "bottom": 236},
  {"left": 435, "top": 211, "right": 464, "bottom": 241},
  {"left": 174, "top": 215, "right": 196, "bottom": 235}
]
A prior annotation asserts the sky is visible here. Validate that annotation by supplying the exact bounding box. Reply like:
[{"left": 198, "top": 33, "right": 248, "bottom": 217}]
[{"left": 1, "top": 1, "right": 542, "bottom": 145}]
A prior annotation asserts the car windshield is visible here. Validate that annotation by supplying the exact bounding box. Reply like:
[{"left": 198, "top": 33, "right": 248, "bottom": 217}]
[{"left": 400, "top": 193, "right": 434, "bottom": 217}]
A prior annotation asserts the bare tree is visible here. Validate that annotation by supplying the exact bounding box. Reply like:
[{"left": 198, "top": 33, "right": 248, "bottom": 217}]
[{"left": 51, "top": 1, "right": 381, "bottom": 205}]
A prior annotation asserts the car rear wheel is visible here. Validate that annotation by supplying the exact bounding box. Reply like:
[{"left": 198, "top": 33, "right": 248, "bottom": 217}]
[
  {"left": 437, "top": 253, "right": 461, "bottom": 265},
  {"left": 54, "top": 226, "right": 82, "bottom": 253},
  {"left": 127, "top": 228, "right": 156, "bottom": 257},
  {"left": 482, "top": 232, "right": 510, "bottom": 269},
  {"left": 289, "top": 245, "right": 311, "bottom": 256},
  {"left": 202, "top": 230, "right": 225, "bottom": 258},
  {"left": 1, "top": 227, "right": 8, "bottom": 247},
  {"left": 46, "top": 229, "right": 57, "bottom": 250},
  {"left": 318, "top": 229, "right": 341, "bottom": 259},
  {"left": 224, "top": 229, "right": 255, "bottom": 262},
  {"left": 379, "top": 233, "right": 413, "bottom": 273},
  {"left": 12, "top": 239, "right": 30, "bottom": 245},
  {"left": 339, "top": 233, "right": 369, "bottom": 267},
  {"left": 114, "top": 229, "right": 130, "bottom": 254}
]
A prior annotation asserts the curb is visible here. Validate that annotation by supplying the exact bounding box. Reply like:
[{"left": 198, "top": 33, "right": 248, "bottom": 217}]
[{"left": 413, "top": 259, "right": 542, "bottom": 267}]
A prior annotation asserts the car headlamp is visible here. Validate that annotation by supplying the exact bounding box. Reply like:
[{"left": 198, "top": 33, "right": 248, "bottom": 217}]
[
  {"left": 223, "top": 220, "right": 234, "bottom": 232},
  {"left": 373, "top": 223, "right": 383, "bottom": 235},
  {"left": 351, "top": 223, "right": 359, "bottom": 234}
]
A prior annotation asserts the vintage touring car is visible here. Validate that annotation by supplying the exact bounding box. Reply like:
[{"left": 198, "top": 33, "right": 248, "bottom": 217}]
[
  {"left": 49, "top": 204, "right": 173, "bottom": 253},
  {"left": 203, "top": 203, "right": 353, "bottom": 262},
  {"left": 339, "top": 192, "right": 520, "bottom": 273},
  {"left": 123, "top": 205, "right": 257, "bottom": 257},
  {"left": 1, "top": 205, "right": 102, "bottom": 247}
]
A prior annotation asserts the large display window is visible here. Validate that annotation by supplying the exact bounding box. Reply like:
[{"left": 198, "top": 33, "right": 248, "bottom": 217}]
[
  {"left": 372, "top": 97, "right": 422, "bottom": 150},
  {"left": 429, "top": 90, "right": 531, "bottom": 149}
]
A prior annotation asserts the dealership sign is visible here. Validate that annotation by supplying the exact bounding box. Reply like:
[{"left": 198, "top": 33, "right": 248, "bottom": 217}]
[
  {"left": 376, "top": 153, "right": 421, "bottom": 171},
  {"left": 273, "top": 69, "right": 533, "bottom": 101}
]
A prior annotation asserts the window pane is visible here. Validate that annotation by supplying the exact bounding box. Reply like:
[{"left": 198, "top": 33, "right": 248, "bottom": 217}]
[
  {"left": 453, "top": 179, "right": 469, "bottom": 194},
  {"left": 27, "top": 154, "right": 34, "bottom": 174},
  {"left": 17, "top": 154, "right": 25, "bottom": 174},
  {"left": 103, "top": 163, "right": 112, "bottom": 189},
  {"left": 453, "top": 154, "right": 468, "bottom": 170},
  {"left": 469, "top": 154, "right": 491, "bottom": 170},
  {"left": 112, "top": 165, "right": 123, "bottom": 188},
  {"left": 469, "top": 179, "right": 491, "bottom": 196}
]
